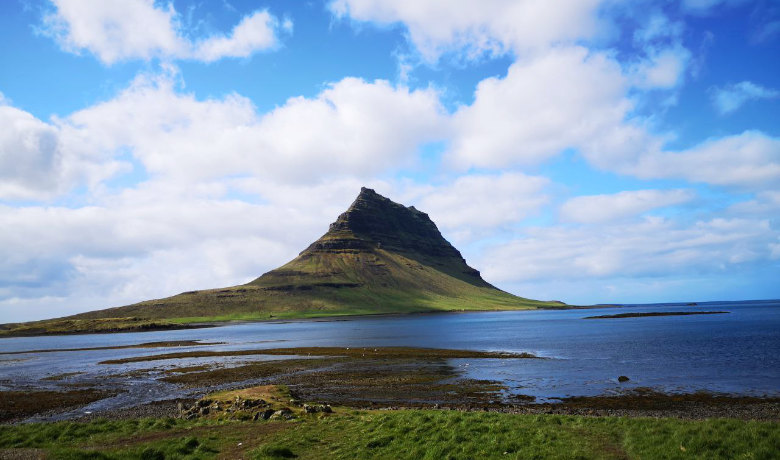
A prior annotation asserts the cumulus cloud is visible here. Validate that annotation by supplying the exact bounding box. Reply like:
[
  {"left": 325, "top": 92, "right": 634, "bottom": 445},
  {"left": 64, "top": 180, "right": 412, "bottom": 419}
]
[
  {"left": 41, "top": 0, "right": 285, "bottom": 64},
  {"left": 449, "top": 46, "right": 633, "bottom": 168},
  {"left": 560, "top": 189, "right": 695, "bottom": 224},
  {"left": 441, "top": 45, "right": 777, "bottom": 192},
  {"left": 192, "top": 10, "right": 281, "bottom": 62},
  {"left": 329, "top": 0, "right": 605, "bottom": 61},
  {"left": 0, "top": 99, "right": 124, "bottom": 200},
  {"left": 710, "top": 81, "right": 780, "bottom": 115},
  {"left": 0, "top": 103, "right": 61, "bottom": 199},
  {"left": 0, "top": 68, "right": 446, "bottom": 201}
]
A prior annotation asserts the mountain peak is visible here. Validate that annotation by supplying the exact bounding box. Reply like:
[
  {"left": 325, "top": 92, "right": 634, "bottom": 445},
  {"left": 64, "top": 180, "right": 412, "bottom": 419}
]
[
  {"left": 306, "top": 188, "right": 489, "bottom": 286},
  {"left": 62, "top": 187, "right": 557, "bottom": 328}
]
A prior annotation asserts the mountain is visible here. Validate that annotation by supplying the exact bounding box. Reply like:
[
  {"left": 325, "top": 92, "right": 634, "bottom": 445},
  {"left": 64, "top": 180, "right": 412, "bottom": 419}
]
[{"left": 2, "top": 188, "right": 564, "bottom": 335}]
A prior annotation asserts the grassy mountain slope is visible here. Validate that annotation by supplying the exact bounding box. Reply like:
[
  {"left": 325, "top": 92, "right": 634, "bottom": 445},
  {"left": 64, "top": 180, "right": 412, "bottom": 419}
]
[{"left": 2, "top": 188, "right": 564, "bottom": 335}]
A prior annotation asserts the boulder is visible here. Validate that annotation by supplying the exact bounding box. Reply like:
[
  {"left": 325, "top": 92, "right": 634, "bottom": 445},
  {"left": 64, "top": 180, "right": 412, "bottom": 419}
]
[{"left": 270, "top": 407, "right": 295, "bottom": 420}]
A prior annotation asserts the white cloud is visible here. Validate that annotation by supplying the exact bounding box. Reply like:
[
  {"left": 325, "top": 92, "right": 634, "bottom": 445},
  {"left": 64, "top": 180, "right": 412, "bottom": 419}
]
[
  {"left": 632, "top": 131, "right": 780, "bottom": 189},
  {"left": 0, "top": 66, "right": 447, "bottom": 202},
  {"left": 629, "top": 45, "right": 690, "bottom": 89},
  {"left": 449, "top": 46, "right": 633, "bottom": 168},
  {"left": 41, "top": 0, "right": 285, "bottom": 64},
  {"left": 193, "top": 10, "right": 280, "bottom": 62},
  {"left": 480, "top": 216, "right": 776, "bottom": 283},
  {"left": 0, "top": 103, "right": 61, "bottom": 199},
  {"left": 416, "top": 173, "right": 550, "bottom": 231},
  {"left": 0, "top": 99, "right": 124, "bottom": 200},
  {"left": 251, "top": 78, "right": 447, "bottom": 181},
  {"left": 390, "top": 173, "right": 550, "bottom": 244},
  {"left": 629, "top": 12, "right": 690, "bottom": 90},
  {"left": 710, "top": 81, "right": 780, "bottom": 115},
  {"left": 15, "top": 69, "right": 443, "bottom": 193},
  {"left": 329, "top": 0, "right": 605, "bottom": 62},
  {"left": 560, "top": 189, "right": 695, "bottom": 224},
  {"left": 441, "top": 45, "right": 777, "bottom": 192},
  {"left": 633, "top": 13, "right": 684, "bottom": 45},
  {"left": 728, "top": 191, "right": 780, "bottom": 217}
]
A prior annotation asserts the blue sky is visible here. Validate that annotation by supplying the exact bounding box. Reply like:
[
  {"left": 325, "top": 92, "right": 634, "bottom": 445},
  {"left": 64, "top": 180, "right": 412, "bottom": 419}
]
[{"left": 0, "top": 0, "right": 778, "bottom": 321}]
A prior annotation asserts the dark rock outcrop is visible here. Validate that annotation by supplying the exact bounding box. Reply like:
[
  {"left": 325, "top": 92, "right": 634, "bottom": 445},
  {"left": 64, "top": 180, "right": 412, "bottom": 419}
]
[{"left": 290, "top": 187, "right": 491, "bottom": 287}]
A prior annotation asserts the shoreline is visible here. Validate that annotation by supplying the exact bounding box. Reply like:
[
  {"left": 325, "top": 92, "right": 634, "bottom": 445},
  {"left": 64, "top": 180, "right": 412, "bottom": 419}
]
[
  {"left": 0, "top": 304, "right": 615, "bottom": 339},
  {"left": 4, "top": 389, "right": 778, "bottom": 425}
]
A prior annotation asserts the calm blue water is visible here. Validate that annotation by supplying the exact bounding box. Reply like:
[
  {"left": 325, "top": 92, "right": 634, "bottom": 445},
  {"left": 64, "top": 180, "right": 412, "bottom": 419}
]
[{"left": 1, "top": 300, "right": 778, "bottom": 416}]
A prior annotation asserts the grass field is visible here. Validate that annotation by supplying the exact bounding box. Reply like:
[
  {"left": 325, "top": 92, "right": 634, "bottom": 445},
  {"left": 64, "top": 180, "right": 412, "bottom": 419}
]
[{"left": 1, "top": 409, "right": 777, "bottom": 459}]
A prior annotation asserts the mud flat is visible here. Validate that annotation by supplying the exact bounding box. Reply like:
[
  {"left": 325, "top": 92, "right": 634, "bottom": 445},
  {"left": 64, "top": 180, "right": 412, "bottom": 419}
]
[
  {"left": 99, "top": 346, "right": 536, "bottom": 364},
  {"left": 0, "top": 389, "right": 117, "bottom": 423}
]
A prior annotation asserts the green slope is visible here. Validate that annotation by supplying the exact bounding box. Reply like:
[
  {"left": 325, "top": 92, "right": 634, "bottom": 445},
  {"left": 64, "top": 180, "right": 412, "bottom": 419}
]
[{"left": 2, "top": 188, "right": 564, "bottom": 335}]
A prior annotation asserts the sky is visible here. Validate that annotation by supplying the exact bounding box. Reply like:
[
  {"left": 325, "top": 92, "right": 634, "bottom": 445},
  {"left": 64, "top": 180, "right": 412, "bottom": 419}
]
[{"left": 0, "top": 0, "right": 778, "bottom": 322}]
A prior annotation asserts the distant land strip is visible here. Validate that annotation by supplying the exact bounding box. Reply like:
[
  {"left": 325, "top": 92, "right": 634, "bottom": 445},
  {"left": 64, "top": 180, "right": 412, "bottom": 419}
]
[
  {"left": 584, "top": 311, "right": 729, "bottom": 319},
  {"left": 99, "top": 346, "right": 539, "bottom": 365},
  {"left": 0, "top": 340, "right": 223, "bottom": 355}
]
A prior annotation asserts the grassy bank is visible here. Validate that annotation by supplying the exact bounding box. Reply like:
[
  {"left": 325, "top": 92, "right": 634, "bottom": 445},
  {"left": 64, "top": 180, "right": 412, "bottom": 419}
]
[
  {"left": 0, "top": 317, "right": 212, "bottom": 337},
  {"left": 1, "top": 410, "right": 777, "bottom": 459}
]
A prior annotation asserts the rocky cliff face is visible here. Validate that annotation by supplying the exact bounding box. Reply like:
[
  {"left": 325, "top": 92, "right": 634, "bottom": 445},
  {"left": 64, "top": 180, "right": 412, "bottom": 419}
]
[{"left": 296, "top": 187, "right": 488, "bottom": 287}]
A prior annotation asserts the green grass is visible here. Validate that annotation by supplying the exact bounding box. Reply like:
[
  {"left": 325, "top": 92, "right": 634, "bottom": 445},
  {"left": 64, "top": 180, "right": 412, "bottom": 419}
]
[
  {"left": 0, "top": 317, "right": 199, "bottom": 337},
  {"left": 1, "top": 411, "right": 777, "bottom": 459}
]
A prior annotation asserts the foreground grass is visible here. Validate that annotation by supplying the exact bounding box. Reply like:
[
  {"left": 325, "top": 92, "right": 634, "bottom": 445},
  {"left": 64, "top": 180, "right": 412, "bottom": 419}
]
[{"left": 1, "top": 410, "right": 777, "bottom": 459}]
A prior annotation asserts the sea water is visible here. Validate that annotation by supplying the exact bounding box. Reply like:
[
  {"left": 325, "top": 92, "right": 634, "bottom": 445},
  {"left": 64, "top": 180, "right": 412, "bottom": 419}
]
[{"left": 1, "top": 300, "right": 778, "bottom": 412}]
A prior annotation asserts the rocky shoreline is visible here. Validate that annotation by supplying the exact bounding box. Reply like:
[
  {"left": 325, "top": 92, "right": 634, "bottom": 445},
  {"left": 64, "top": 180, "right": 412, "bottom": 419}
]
[{"left": 42, "top": 392, "right": 780, "bottom": 425}]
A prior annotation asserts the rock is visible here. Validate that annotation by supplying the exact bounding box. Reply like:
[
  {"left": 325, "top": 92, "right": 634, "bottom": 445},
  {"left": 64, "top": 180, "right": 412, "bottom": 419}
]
[
  {"left": 270, "top": 407, "right": 295, "bottom": 420},
  {"left": 260, "top": 408, "right": 275, "bottom": 420},
  {"left": 302, "top": 403, "right": 332, "bottom": 414},
  {"left": 199, "top": 407, "right": 209, "bottom": 415},
  {"left": 618, "top": 375, "right": 630, "bottom": 382},
  {"left": 196, "top": 399, "right": 212, "bottom": 408}
]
